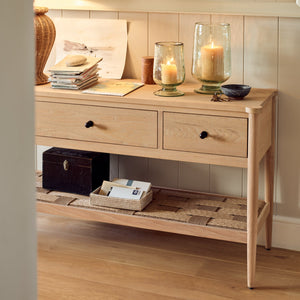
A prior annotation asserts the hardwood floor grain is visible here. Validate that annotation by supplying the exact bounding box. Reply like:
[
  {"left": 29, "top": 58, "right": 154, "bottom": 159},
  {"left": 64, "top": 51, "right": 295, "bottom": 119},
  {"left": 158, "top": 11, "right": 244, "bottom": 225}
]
[{"left": 38, "top": 213, "right": 300, "bottom": 300}]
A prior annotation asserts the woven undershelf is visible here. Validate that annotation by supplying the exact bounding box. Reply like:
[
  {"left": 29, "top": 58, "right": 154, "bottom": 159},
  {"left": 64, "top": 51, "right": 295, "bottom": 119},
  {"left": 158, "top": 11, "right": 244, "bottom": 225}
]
[{"left": 36, "top": 172, "right": 265, "bottom": 231}]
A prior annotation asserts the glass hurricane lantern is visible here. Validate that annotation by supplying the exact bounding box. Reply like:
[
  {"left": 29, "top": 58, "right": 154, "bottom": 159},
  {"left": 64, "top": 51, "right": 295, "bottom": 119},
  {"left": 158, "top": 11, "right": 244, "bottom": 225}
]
[
  {"left": 153, "top": 42, "right": 185, "bottom": 97},
  {"left": 192, "top": 23, "right": 231, "bottom": 94}
]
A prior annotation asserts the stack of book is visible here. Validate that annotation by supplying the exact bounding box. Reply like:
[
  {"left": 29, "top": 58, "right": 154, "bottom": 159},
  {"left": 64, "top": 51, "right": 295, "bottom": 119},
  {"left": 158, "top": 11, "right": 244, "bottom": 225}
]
[
  {"left": 48, "top": 55, "right": 102, "bottom": 90},
  {"left": 82, "top": 80, "right": 144, "bottom": 97}
]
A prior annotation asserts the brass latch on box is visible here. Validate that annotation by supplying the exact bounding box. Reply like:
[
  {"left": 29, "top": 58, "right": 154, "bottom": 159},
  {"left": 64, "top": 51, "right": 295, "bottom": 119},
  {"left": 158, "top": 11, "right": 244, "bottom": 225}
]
[{"left": 63, "top": 160, "right": 69, "bottom": 171}]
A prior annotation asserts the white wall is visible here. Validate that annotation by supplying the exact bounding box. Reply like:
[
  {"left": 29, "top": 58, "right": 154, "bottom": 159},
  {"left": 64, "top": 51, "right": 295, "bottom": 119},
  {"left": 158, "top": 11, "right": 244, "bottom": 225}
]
[{"left": 0, "top": 0, "right": 36, "bottom": 299}]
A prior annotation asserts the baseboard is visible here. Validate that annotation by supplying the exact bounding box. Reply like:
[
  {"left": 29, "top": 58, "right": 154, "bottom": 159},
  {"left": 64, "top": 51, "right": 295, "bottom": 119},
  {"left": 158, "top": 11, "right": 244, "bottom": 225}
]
[{"left": 258, "top": 216, "right": 300, "bottom": 252}]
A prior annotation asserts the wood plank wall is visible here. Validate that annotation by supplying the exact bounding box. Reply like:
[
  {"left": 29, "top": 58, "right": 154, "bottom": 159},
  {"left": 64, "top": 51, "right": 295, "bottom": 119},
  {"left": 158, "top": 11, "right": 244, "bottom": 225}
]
[{"left": 37, "top": 9, "right": 300, "bottom": 221}]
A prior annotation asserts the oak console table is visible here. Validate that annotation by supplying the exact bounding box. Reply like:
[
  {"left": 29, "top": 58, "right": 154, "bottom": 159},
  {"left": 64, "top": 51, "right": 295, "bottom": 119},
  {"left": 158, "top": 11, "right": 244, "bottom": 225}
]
[{"left": 35, "top": 82, "right": 277, "bottom": 288}]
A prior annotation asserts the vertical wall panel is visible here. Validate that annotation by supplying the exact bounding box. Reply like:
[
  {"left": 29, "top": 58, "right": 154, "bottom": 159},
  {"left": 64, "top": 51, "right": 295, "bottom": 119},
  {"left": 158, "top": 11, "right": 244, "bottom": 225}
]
[
  {"left": 277, "top": 17, "right": 300, "bottom": 218},
  {"left": 119, "top": 12, "right": 148, "bottom": 79},
  {"left": 90, "top": 11, "right": 118, "bottom": 19},
  {"left": 179, "top": 13, "right": 210, "bottom": 83},
  {"left": 109, "top": 155, "right": 119, "bottom": 181},
  {"left": 62, "top": 10, "right": 89, "bottom": 18},
  {"left": 118, "top": 156, "right": 149, "bottom": 181},
  {"left": 148, "top": 159, "right": 179, "bottom": 188},
  {"left": 47, "top": 9, "right": 62, "bottom": 18},
  {"left": 44, "top": 10, "right": 62, "bottom": 74},
  {"left": 148, "top": 13, "right": 179, "bottom": 55},
  {"left": 210, "top": 166, "right": 243, "bottom": 197},
  {"left": 36, "top": 146, "right": 51, "bottom": 171},
  {"left": 244, "top": 16, "right": 278, "bottom": 88},
  {"left": 212, "top": 14, "right": 244, "bottom": 84},
  {"left": 178, "top": 162, "right": 210, "bottom": 192}
]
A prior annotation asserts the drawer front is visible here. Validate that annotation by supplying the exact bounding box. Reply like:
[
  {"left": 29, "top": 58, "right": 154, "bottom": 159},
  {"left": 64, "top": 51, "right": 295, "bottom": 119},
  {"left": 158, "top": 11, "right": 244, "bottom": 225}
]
[
  {"left": 164, "top": 112, "right": 247, "bottom": 157},
  {"left": 36, "top": 102, "right": 158, "bottom": 148}
]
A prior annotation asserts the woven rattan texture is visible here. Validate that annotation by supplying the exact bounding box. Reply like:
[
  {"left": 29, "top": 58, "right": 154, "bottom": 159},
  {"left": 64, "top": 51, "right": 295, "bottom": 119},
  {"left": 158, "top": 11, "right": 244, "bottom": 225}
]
[
  {"left": 34, "top": 7, "right": 56, "bottom": 85},
  {"left": 36, "top": 172, "right": 265, "bottom": 231}
]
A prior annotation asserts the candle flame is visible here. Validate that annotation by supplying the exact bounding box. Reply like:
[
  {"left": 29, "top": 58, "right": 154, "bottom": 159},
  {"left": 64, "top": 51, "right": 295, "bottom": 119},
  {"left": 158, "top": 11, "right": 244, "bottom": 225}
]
[
  {"left": 211, "top": 41, "right": 215, "bottom": 48},
  {"left": 167, "top": 58, "right": 175, "bottom": 65}
]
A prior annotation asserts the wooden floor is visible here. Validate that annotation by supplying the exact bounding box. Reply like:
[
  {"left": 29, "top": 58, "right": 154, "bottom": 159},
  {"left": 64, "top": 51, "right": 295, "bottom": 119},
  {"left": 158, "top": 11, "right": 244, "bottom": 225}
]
[{"left": 38, "top": 213, "right": 300, "bottom": 300}]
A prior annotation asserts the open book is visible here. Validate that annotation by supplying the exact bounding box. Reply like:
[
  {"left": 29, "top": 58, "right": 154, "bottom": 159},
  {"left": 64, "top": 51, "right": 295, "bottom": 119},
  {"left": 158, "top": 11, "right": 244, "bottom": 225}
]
[{"left": 82, "top": 80, "right": 144, "bottom": 96}]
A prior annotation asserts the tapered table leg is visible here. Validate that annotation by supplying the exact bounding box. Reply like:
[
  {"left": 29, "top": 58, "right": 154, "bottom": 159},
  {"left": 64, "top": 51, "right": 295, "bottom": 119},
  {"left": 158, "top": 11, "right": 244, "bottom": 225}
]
[{"left": 247, "top": 112, "right": 259, "bottom": 289}]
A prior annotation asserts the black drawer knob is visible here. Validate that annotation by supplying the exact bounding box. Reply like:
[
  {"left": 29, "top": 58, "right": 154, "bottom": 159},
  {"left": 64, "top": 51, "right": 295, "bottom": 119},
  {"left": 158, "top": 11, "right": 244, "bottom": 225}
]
[
  {"left": 85, "top": 120, "right": 94, "bottom": 128},
  {"left": 199, "top": 131, "right": 208, "bottom": 139}
]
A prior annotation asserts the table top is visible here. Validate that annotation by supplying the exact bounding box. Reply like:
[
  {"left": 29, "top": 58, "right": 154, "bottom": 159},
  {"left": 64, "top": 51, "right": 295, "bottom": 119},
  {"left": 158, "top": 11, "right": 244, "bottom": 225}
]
[{"left": 35, "top": 80, "right": 277, "bottom": 114}]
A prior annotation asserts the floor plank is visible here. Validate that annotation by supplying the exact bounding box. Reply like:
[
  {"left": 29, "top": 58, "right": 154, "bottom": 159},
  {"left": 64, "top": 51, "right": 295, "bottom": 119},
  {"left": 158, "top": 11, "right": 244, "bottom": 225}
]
[
  {"left": 38, "top": 214, "right": 300, "bottom": 299},
  {"left": 39, "top": 272, "right": 185, "bottom": 300}
]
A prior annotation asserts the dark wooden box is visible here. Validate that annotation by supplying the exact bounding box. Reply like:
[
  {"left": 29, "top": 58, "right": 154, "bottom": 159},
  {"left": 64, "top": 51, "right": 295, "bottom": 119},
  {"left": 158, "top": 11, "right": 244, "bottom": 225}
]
[{"left": 42, "top": 147, "right": 110, "bottom": 196}]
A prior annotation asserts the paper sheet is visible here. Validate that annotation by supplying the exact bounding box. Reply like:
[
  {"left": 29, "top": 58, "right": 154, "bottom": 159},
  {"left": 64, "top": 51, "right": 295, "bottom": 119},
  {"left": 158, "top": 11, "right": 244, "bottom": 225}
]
[{"left": 51, "top": 18, "right": 127, "bottom": 79}]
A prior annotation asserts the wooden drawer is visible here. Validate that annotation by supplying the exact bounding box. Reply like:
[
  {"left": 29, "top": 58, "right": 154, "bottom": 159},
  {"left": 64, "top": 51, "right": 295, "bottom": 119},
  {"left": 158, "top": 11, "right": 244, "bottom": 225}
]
[
  {"left": 36, "top": 102, "right": 158, "bottom": 148},
  {"left": 163, "top": 112, "right": 248, "bottom": 157}
]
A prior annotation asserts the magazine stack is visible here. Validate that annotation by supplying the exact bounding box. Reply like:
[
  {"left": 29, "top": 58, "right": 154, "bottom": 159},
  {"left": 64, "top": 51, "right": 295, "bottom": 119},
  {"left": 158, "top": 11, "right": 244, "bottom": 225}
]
[{"left": 48, "top": 55, "right": 102, "bottom": 90}]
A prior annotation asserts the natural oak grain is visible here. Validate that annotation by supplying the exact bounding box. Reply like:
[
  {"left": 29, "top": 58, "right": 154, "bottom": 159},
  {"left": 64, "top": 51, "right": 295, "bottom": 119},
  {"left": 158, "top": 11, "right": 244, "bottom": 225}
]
[
  {"left": 38, "top": 214, "right": 300, "bottom": 299},
  {"left": 247, "top": 111, "right": 260, "bottom": 288},
  {"left": 36, "top": 101, "right": 158, "bottom": 149},
  {"left": 35, "top": 83, "right": 276, "bottom": 114},
  {"left": 163, "top": 112, "right": 248, "bottom": 157},
  {"left": 35, "top": 83, "right": 277, "bottom": 289},
  {"left": 37, "top": 201, "right": 247, "bottom": 244},
  {"left": 36, "top": 135, "right": 249, "bottom": 168}
]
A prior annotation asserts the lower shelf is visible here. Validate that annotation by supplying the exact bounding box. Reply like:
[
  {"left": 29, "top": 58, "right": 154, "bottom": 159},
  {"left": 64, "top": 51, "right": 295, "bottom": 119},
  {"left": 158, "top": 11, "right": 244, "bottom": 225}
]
[{"left": 36, "top": 172, "right": 267, "bottom": 244}]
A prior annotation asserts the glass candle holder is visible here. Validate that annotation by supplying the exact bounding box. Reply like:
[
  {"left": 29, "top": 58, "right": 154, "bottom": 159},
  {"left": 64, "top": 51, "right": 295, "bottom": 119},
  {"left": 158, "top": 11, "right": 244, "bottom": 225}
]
[
  {"left": 153, "top": 42, "right": 185, "bottom": 97},
  {"left": 192, "top": 23, "right": 231, "bottom": 94}
]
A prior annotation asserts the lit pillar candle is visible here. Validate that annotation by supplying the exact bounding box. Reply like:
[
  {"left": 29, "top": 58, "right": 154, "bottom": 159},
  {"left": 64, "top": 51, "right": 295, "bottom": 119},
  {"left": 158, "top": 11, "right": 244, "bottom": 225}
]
[
  {"left": 201, "top": 41, "right": 224, "bottom": 81},
  {"left": 161, "top": 60, "right": 177, "bottom": 84}
]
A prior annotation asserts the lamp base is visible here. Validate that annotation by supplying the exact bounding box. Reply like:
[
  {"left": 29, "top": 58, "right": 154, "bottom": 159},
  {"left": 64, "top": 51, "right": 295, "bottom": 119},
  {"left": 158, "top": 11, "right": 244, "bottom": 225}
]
[{"left": 154, "top": 86, "right": 184, "bottom": 97}]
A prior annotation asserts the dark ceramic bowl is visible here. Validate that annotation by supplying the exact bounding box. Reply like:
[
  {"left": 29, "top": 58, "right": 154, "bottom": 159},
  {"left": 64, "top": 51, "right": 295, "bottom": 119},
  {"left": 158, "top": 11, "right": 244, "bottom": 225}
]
[{"left": 221, "top": 84, "right": 251, "bottom": 99}]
